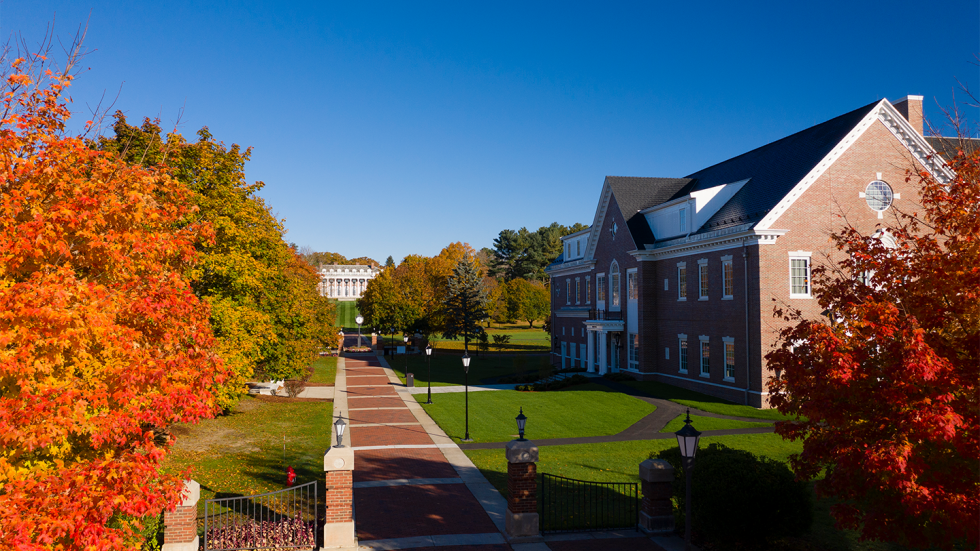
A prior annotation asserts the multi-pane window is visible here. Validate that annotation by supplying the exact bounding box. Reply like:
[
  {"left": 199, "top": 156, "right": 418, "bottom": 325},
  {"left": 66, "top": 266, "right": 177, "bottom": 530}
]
[
  {"left": 575, "top": 278, "right": 581, "bottom": 304},
  {"left": 722, "top": 259, "right": 734, "bottom": 298},
  {"left": 597, "top": 275, "right": 606, "bottom": 302},
  {"left": 566, "top": 279, "right": 571, "bottom": 304},
  {"left": 698, "top": 260, "right": 709, "bottom": 299},
  {"left": 679, "top": 208, "right": 687, "bottom": 232},
  {"left": 610, "top": 263, "right": 621, "bottom": 308},
  {"left": 790, "top": 256, "right": 811, "bottom": 297},
  {"left": 678, "top": 264, "right": 687, "bottom": 300},
  {"left": 678, "top": 336, "right": 688, "bottom": 373},
  {"left": 628, "top": 271, "right": 638, "bottom": 300},
  {"left": 724, "top": 339, "right": 735, "bottom": 380},
  {"left": 577, "top": 240, "right": 581, "bottom": 256},
  {"left": 628, "top": 333, "right": 639, "bottom": 369},
  {"left": 586, "top": 277, "right": 591, "bottom": 303},
  {"left": 700, "top": 337, "right": 710, "bottom": 376}
]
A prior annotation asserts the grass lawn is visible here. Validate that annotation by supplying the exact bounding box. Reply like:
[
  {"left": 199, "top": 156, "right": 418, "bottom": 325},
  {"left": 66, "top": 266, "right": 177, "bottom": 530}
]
[
  {"left": 308, "top": 356, "right": 336, "bottom": 385},
  {"left": 391, "top": 353, "right": 552, "bottom": 386},
  {"left": 623, "top": 380, "right": 796, "bottom": 421},
  {"left": 416, "top": 384, "right": 655, "bottom": 443},
  {"left": 659, "top": 413, "right": 772, "bottom": 433},
  {"left": 164, "top": 395, "right": 333, "bottom": 513},
  {"left": 332, "top": 300, "right": 361, "bottom": 329}
]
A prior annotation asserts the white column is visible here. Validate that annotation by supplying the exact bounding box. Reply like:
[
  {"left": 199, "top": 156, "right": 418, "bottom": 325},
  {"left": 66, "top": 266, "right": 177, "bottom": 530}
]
[
  {"left": 586, "top": 330, "right": 595, "bottom": 373},
  {"left": 598, "top": 331, "right": 608, "bottom": 375}
]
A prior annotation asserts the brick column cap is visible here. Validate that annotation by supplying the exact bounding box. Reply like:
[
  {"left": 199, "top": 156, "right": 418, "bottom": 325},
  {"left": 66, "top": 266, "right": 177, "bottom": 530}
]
[
  {"left": 505, "top": 439, "right": 538, "bottom": 464},
  {"left": 324, "top": 446, "right": 355, "bottom": 472},
  {"left": 639, "top": 459, "right": 674, "bottom": 483},
  {"left": 177, "top": 480, "right": 200, "bottom": 507}
]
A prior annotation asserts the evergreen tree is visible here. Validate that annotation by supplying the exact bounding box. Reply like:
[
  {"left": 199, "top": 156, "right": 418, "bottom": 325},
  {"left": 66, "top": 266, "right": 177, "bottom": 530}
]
[
  {"left": 385, "top": 255, "right": 396, "bottom": 267},
  {"left": 442, "top": 255, "right": 488, "bottom": 353}
]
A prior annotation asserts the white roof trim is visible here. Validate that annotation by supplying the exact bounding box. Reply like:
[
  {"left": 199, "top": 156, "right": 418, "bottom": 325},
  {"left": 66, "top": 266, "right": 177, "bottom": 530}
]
[
  {"left": 584, "top": 180, "right": 613, "bottom": 260},
  {"left": 755, "top": 99, "right": 953, "bottom": 231}
]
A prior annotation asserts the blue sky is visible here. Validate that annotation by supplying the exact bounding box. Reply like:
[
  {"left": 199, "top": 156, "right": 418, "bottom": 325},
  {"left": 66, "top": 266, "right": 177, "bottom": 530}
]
[{"left": 5, "top": 1, "right": 978, "bottom": 264}]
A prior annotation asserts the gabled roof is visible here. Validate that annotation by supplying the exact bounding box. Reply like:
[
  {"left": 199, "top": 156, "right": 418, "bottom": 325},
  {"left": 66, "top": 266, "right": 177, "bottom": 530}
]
[
  {"left": 672, "top": 100, "right": 881, "bottom": 235},
  {"left": 605, "top": 176, "right": 693, "bottom": 247},
  {"left": 925, "top": 136, "right": 980, "bottom": 161}
]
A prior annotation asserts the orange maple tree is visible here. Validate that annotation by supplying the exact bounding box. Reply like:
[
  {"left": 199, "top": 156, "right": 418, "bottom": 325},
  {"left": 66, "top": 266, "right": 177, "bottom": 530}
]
[
  {"left": 0, "top": 51, "right": 226, "bottom": 548},
  {"left": 767, "top": 145, "right": 979, "bottom": 548}
]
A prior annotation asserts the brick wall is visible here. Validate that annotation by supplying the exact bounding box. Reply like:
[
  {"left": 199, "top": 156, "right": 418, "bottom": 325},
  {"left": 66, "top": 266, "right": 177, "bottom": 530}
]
[
  {"left": 507, "top": 461, "right": 537, "bottom": 514},
  {"left": 164, "top": 505, "right": 197, "bottom": 544},
  {"left": 324, "top": 470, "right": 353, "bottom": 523}
]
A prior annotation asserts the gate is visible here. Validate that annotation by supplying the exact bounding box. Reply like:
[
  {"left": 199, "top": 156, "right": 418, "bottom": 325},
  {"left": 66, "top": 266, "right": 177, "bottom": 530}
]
[
  {"left": 204, "top": 481, "right": 319, "bottom": 550},
  {"left": 539, "top": 473, "right": 639, "bottom": 533}
]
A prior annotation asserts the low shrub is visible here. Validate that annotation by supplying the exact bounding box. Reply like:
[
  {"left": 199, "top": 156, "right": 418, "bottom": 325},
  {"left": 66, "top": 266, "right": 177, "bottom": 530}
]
[
  {"left": 499, "top": 372, "right": 545, "bottom": 384},
  {"left": 603, "top": 372, "right": 636, "bottom": 382},
  {"left": 654, "top": 443, "right": 812, "bottom": 546},
  {"left": 516, "top": 374, "right": 590, "bottom": 392}
]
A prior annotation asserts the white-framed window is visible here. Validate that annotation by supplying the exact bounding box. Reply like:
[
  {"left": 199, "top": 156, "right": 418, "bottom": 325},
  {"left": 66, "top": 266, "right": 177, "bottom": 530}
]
[
  {"left": 628, "top": 333, "right": 639, "bottom": 370},
  {"left": 565, "top": 243, "right": 570, "bottom": 259},
  {"left": 698, "top": 259, "right": 709, "bottom": 300},
  {"left": 699, "top": 336, "right": 710, "bottom": 377},
  {"left": 664, "top": 278, "right": 669, "bottom": 291},
  {"left": 596, "top": 274, "right": 606, "bottom": 303},
  {"left": 627, "top": 270, "right": 638, "bottom": 300},
  {"left": 679, "top": 208, "right": 687, "bottom": 233},
  {"left": 575, "top": 278, "right": 581, "bottom": 304},
  {"left": 577, "top": 240, "right": 581, "bottom": 256},
  {"left": 789, "top": 252, "right": 812, "bottom": 298},
  {"left": 585, "top": 276, "right": 591, "bottom": 304},
  {"left": 677, "top": 262, "right": 687, "bottom": 300},
  {"left": 678, "top": 334, "right": 688, "bottom": 373},
  {"left": 722, "top": 255, "right": 734, "bottom": 299},
  {"left": 610, "top": 261, "right": 621, "bottom": 309},
  {"left": 723, "top": 337, "right": 735, "bottom": 381},
  {"left": 566, "top": 279, "right": 571, "bottom": 304}
]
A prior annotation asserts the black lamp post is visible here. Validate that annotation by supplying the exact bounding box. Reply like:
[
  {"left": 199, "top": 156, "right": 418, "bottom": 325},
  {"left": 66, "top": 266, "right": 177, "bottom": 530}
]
[
  {"left": 334, "top": 411, "right": 348, "bottom": 448},
  {"left": 462, "top": 354, "right": 472, "bottom": 442},
  {"left": 355, "top": 315, "right": 364, "bottom": 348},
  {"left": 675, "top": 409, "right": 702, "bottom": 551},
  {"left": 425, "top": 344, "right": 433, "bottom": 404},
  {"left": 515, "top": 407, "right": 527, "bottom": 441},
  {"left": 403, "top": 334, "right": 410, "bottom": 376}
]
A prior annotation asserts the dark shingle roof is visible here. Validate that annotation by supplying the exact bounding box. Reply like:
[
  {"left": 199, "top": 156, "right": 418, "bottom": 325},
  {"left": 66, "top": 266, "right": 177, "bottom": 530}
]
[
  {"left": 925, "top": 136, "right": 980, "bottom": 161},
  {"left": 605, "top": 177, "right": 694, "bottom": 247},
  {"left": 674, "top": 100, "right": 881, "bottom": 234}
]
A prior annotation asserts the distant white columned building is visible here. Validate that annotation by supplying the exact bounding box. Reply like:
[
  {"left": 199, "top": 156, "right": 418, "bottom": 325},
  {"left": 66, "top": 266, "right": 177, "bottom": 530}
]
[{"left": 318, "top": 265, "right": 380, "bottom": 300}]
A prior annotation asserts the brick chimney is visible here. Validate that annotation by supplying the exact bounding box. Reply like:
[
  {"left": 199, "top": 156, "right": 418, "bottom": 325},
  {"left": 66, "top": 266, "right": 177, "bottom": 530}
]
[{"left": 892, "top": 95, "right": 924, "bottom": 136}]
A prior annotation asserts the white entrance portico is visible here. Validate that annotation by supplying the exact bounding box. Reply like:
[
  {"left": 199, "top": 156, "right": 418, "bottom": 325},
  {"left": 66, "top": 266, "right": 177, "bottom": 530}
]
[
  {"left": 585, "top": 316, "right": 623, "bottom": 375},
  {"left": 317, "top": 265, "right": 380, "bottom": 300}
]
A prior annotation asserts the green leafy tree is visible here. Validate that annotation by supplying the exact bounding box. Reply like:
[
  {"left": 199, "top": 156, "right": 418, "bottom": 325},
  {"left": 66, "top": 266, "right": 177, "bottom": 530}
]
[
  {"left": 98, "top": 114, "right": 334, "bottom": 408},
  {"left": 442, "top": 254, "right": 488, "bottom": 353},
  {"left": 504, "top": 278, "right": 550, "bottom": 327}
]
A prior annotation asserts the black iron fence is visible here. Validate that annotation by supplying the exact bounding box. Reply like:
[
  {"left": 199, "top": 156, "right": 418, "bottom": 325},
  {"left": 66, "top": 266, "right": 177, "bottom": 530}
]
[
  {"left": 204, "top": 481, "right": 319, "bottom": 550},
  {"left": 540, "top": 473, "right": 639, "bottom": 533}
]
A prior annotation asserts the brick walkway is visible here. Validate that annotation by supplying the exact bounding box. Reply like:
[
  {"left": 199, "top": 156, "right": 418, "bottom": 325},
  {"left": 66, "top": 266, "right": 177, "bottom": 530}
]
[{"left": 339, "top": 346, "right": 688, "bottom": 551}]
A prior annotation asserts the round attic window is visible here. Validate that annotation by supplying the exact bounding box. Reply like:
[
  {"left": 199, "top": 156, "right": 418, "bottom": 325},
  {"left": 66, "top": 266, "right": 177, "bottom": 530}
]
[{"left": 865, "top": 181, "right": 894, "bottom": 212}]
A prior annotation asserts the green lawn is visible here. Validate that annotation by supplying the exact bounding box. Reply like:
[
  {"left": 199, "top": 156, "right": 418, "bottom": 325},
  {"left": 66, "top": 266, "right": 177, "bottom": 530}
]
[
  {"left": 622, "top": 381, "right": 796, "bottom": 421},
  {"left": 416, "top": 384, "right": 655, "bottom": 443},
  {"left": 165, "top": 396, "right": 333, "bottom": 513},
  {"left": 332, "top": 300, "right": 361, "bottom": 329},
  {"left": 659, "top": 413, "right": 772, "bottom": 433},
  {"left": 308, "top": 356, "right": 336, "bottom": 385},
  {"left": 391, "top": 353, "right": 552, "bottom": 386}
]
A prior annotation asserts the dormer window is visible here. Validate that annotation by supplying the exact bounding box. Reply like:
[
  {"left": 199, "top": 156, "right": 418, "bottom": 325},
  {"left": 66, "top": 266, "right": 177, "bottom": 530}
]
[{"left": 679, "top": 208, "right": 686, "bottom": 232}]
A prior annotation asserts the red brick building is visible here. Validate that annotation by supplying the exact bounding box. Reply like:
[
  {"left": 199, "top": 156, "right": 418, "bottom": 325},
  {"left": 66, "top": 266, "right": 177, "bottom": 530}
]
[{"left": 546, "top": 96, "right": 952, "bottom": 407}]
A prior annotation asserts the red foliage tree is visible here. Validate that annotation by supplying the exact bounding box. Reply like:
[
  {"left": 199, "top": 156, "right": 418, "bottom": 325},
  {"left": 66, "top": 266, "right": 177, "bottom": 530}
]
[
  {"left": 766, "top": 145, "right": 979, "bottom": 548},
  {"left": 0, "top": 48, "right": 226, "bottom": 548}
]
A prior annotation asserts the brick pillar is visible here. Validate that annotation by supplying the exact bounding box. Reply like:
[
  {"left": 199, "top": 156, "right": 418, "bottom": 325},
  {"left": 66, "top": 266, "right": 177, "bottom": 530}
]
[
  {"left": 323, "top": 445, "right": 357, "bottom": 549},
  {"left": 638, "top": 459, "right": 675, "bottom": 534},
  {"left": 371, "top": 333, "right": 378, "bottom": 349},
  {"left": 162, "top": 480, "right": 200, "bottom": 551},
  {"left": 505, "top": 439, "right": 539, "bottom": 539}
]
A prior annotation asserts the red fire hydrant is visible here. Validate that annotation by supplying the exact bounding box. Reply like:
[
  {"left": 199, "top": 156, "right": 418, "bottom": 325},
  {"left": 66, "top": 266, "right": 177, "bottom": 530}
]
[{"left": 286, "top": 466, "right": 296, "bottom": 487}]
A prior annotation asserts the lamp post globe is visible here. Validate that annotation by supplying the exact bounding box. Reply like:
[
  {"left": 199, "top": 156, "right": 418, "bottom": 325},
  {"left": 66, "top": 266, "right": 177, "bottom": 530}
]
[
  {"left": 461, "top": 354, "right": 472, "bottom": 442},
  {"left": 425, "top": 344, "right": 433, "bottom": 404},
  {"left": 675, "top": 409, "right": 702, "bottom": 551},
  {"left": 355, "top": 315, "right": 364, "bottom": 348},
  {"left": 334, "top": 411, "right": 347, "bottom": 448},
  {"left": 515, "top": 407, "right": 527, "bottom": 441}
]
